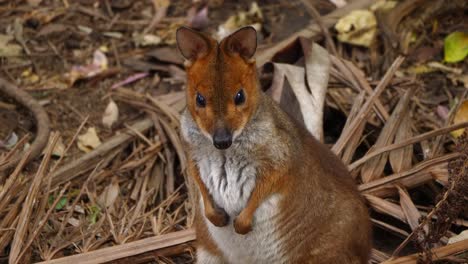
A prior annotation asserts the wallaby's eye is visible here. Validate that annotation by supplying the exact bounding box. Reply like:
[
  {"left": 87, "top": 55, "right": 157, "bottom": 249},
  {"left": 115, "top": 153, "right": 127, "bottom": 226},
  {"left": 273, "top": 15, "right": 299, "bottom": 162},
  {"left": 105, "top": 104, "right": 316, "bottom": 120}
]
[
  {"left": 234, "top": 89, "right": 245, "bottom": 105},
  {"left": 196, "top": 92, "right": 206, "bottom": 107}
]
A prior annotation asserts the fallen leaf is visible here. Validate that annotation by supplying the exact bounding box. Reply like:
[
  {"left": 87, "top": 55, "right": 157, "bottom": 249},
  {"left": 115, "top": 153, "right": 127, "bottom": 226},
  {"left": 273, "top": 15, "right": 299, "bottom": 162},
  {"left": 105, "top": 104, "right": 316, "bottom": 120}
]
[
  {"left": 36, "top": 23, "right": 68, "bottom": 37},
  {"left": 410, "top": 46, "right": 441, "bottom": 63},
  {"left": 42, "top": 133, "right": 66, "bottom": 157},
  {"left": 102, "top": 100, "right": 119, "bottom": 129},
  {"left": 0, "top": 34, "right": 22, "bottom": 57},
  {"left": 103, "top": 31, "right": 123, "bottom": 39},
  {"left": 389, "top": 114, "right": 413, "bottom": 173},
  {"left": 21, "top": 68, "right": 40, "bottom": 84},
  {"left": 217, "top": 2, "right": 263, "bottom": 39},
  {"left": 77, "top": 127, "right": 101, "bottom": 153},
  {"left": 67, "top": 217, "right": 80, "bottom": 227},
  {"left": 330, "top": 0, "right": 347, "bottom": 8},
  {"left": 451, "top": 100, "right": 468, "bottom": 138},
  {"left": 405, "top": 64, "right": 435, "bottom": 75},
  {"left": 24, "top": 8, "right": 66, "bottom": 25},
  {"left": 370, "top": 0, "right": 398, "bottom": 12},
  {"left": 266, "top": 42, "right": 329, "bottom": 140},
  {"left": 448, "top": 230, "right": 468, "bottom": 244},
  {"left": 187, "top": 6, "right": 209, "bottom": 29},
  {"left": 444, "top": 32, "right": 468, "bottom": 63},
  {"left": 133, "top": 33, "right": 162, "bottom": 47},
  {"left": 66, "top": 50, "right": 108, "bottom": 85},
  {"left": 335, "top": 9, "right": 377, "bottom": 47},
  {"left": 397, "top": 185, "right": 423, "bottom": 231},
  {"left": 427, "top": 61, "right": 462, "bottom": 74},
  {"left": 27, "top": 0, "right": 42, "bottom": 6},
  {"left": 0, "top": 132, "right": 18, "bottom": 149},
  {"left": 110, "top": 72, "right": 149, "bottom": 90},
  {"left": 436, "top": 105, "right": 449, "bottom": 120},
  {"left": 447, "top": 73, "right": 468, "bottom": 89},
  {"left": 77, "top": 25, "right": 93, "bottom": 34},
  {"left": 97, "top": 178, "right": 120, "bottom": 208},
  {"left": 87, "top": 204, "right": 101, "bottom": 224},
  {"left": 55, "top": 197, "right": 68, "bottom": 210},
  {"left": 361, "top": 89, "right": 413, "bottom": 183}
]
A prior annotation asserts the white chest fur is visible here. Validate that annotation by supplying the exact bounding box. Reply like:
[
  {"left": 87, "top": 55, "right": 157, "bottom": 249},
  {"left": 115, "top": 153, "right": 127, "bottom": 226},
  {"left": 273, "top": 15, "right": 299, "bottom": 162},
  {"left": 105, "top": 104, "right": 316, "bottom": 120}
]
[
  {"left": 201, "top": 194, "right": 285, "bottom": 263},
  {"left": 197, "top": 149, "right": 256, "bottom": 216},
  {"left": 181, "top": 109, "right": 289, "bottom": 262}
]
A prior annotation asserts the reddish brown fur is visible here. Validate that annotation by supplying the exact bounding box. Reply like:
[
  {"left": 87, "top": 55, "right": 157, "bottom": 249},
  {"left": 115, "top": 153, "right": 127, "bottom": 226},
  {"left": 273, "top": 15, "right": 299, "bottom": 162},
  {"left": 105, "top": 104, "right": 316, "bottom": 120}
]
[
  {"left": 185, "top": 34, "right": 260, "bottom": 139},
  {"left": 178, "top": 27, "right": 372, "bottom": 263}
]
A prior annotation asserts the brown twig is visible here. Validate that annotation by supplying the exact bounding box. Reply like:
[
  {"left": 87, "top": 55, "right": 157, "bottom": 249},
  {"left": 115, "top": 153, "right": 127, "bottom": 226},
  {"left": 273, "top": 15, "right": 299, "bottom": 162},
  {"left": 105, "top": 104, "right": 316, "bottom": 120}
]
[{"left": 0, "top": 78, "right": 51, "bottom": 172}]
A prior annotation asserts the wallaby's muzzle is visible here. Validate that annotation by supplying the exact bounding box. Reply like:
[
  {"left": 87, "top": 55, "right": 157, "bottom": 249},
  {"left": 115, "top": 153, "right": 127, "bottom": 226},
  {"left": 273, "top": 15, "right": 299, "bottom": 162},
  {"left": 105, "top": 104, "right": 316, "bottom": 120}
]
[{"left": 213, "top": 127, "right": 232, "bottom": 149}]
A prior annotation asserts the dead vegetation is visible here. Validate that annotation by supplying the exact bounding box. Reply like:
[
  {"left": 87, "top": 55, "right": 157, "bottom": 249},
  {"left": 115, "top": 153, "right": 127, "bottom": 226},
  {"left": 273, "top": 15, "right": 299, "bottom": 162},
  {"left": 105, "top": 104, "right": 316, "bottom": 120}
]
[{"left": 0, "top": 0, "right": 467, "bottom": 263}]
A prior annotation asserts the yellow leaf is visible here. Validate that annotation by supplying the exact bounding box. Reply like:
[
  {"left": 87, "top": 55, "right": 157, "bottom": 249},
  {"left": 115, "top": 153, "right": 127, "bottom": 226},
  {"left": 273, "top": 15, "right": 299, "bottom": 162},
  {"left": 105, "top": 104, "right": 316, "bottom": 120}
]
[
  {"left": 451, "top": 100, "right": 468, "bottom": 138},
  {"left": 444, "top": 32, "right": 468, "bottom": 63},
  {"left": 335, "top": 10, "right": 377, "bottom": 47},
  {"left": 77, "top": 127, "right": 101, "bottom": 153}
]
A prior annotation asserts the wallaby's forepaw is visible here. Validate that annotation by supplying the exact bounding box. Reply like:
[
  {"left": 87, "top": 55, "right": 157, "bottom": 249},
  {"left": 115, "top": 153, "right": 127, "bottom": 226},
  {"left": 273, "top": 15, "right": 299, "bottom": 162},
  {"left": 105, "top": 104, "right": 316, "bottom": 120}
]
[
  {"left": 233, "top": 216, "right": 252, "bottom": 235},
  {"left": 206, "top": 208, "right": 229, "bottom": 227}
]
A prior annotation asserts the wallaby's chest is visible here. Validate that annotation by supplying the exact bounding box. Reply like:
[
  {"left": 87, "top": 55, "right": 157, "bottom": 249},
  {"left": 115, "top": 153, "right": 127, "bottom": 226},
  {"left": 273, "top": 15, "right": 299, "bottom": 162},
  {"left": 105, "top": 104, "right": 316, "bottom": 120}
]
[
  {"left": 202, "top": 194, "right": 286, "bottom": 263},
  {"left": 196, "top": 150, "right": 256, "bottom": 216}
]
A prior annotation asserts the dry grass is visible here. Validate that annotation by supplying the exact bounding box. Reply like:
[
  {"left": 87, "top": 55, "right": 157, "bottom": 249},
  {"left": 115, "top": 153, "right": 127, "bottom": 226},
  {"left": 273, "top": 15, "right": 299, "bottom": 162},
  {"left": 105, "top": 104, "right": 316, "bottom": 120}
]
[{"left": 0, "top": 0, "right": 467, "bottom": 263}]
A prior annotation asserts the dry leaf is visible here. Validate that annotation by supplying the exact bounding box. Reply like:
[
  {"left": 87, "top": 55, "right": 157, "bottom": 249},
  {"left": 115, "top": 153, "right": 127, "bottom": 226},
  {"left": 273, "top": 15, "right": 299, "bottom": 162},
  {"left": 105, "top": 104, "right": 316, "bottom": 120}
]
[
  {"left": 370, "top": 0, "right": 398, "bottom": 12},
  {"left": 361, "top": 89, "right": 413, "bottom": 183},
  {"left": 42, "top": 133, "right": 66, "bottom": 157},
  {"left": 27, "top": 0, "right": 42, "bottom": 6},
  {"left": 389, "top": 114, "right": 413, "bottom": 173},
  {"left": 67, "top": 217, "right": 80, "bottom": 227},
  {"left": 0, "top": 34, "right": 22, "bottom": 57},
  {"left": 341, "top": 93, "right": 366, "bottom": 165},
  {"left": 133, "top": 33, "right": 162, "bottom": 47},
  {"left": 365, "top": 194, "right": 405, "bottom": 222},
  {"left": 77, "top": 127, "right": 102, "bottom": 153},
  {"left": 66, "top": 50, "right": 108, "bottom": 86},
  {"left": 111, "top": 72, "right": 149, "bottom": 90},
  {"left": 329, "top": 0, "right": 347, "bottom": 8},
  {"left": 447, "top": 73, "right": 468, "bottom": 89},
  {"left": 97, "top": 178, "right": 120, "bottom": 208},
  {"left": 451, "top": 100, "right": 468, "bottom": 138},
  {"left": 335, "top": 10, "right": 377, "bottom": 47},
  {"left": 217, "top": 2, "right": 263, "bottom": 39},
  {"left": 0, "top": 132, "right": 18, "bottom": 149},
  {"left": 102, "top": 100, "right": 119, "bottom": 129},
  {"left": 187, "top": 6, "right": 209, "bottom": 29},
  {"left": 448, "top": 230, "right": 468, "bottom": 244},
  {"left": 397, "top": 185, "right": 423, "bottom": 231},
  {"left": 266, "top": 43, "right": 329, "bottom": 140}
]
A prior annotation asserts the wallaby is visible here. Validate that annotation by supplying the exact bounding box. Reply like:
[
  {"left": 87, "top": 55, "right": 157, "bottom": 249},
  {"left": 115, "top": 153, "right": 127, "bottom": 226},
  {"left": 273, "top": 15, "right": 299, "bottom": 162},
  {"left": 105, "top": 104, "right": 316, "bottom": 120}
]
[{"left": 177, "top": 26, "right": 371, "bottom": 264}]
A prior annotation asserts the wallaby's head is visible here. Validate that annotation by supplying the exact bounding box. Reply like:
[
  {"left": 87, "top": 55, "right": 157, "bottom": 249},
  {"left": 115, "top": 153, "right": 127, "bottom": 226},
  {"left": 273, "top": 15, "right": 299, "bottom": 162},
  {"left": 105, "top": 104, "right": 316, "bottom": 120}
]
[{"left": 176, "top": 26, "right": 259, "bottom": 150}]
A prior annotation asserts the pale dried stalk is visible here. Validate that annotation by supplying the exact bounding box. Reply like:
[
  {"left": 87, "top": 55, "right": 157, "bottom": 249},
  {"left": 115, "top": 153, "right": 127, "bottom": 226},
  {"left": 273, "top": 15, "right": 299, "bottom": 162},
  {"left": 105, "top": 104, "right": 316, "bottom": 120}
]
[
  {"left": 365, "top": 195, "right": 405, "bottom": 222},
  {"left": 396, "top": 185, "right": 423, "bottom": 231},
  {"left": 389, "top": 114, "right": 413, "bottom": 172},
  {"left": 349, "top": 121, "right": 468, "bottom": 171},
  {"left": 360, "top": 88, "right": 413, "bottom": 183},
  {"left": 383, "top": 239, "right": 468, "bottom": 264},
  {"left": 9, "top": 134, "right": 58, "bottom": 264},
  {"left": 359, "top": 153, "right": 459, "bottom": 195},
  {"left": 341, "top": 92, "right": 366, "bottom": 165},
  {"left": 332, "top": 56, "right": 405, "bottom": 155},
  {"left": 37, "top": 229, "right": 196, "bottom": 264},
  {"left": 16, "top": 182, "right": 71, "bottom": 262}
]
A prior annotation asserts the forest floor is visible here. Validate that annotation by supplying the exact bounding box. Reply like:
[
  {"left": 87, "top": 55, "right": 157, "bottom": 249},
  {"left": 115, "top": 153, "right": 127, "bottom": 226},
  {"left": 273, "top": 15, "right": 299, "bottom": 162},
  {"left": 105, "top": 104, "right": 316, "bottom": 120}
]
[{"left": 0, "top": 0, "right": 467, "bottom": 263}]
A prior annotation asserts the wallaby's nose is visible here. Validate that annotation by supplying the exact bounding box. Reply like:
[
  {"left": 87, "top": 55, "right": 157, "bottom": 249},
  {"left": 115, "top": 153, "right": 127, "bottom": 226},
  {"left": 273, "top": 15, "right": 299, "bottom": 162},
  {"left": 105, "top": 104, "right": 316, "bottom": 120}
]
[{"left": 213, "top": 128, "right": 232, "bottom": 149}]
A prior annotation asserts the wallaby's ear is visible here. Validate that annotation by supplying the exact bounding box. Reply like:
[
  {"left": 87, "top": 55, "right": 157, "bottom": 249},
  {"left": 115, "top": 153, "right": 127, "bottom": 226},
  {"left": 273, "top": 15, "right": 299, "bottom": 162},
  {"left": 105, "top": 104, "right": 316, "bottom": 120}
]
[
  {"left": 176, "top": 26, "right": 211, "bottom": 61},
  {"left": 222, "top": 26, "right": 257, "bottom": 59}
]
